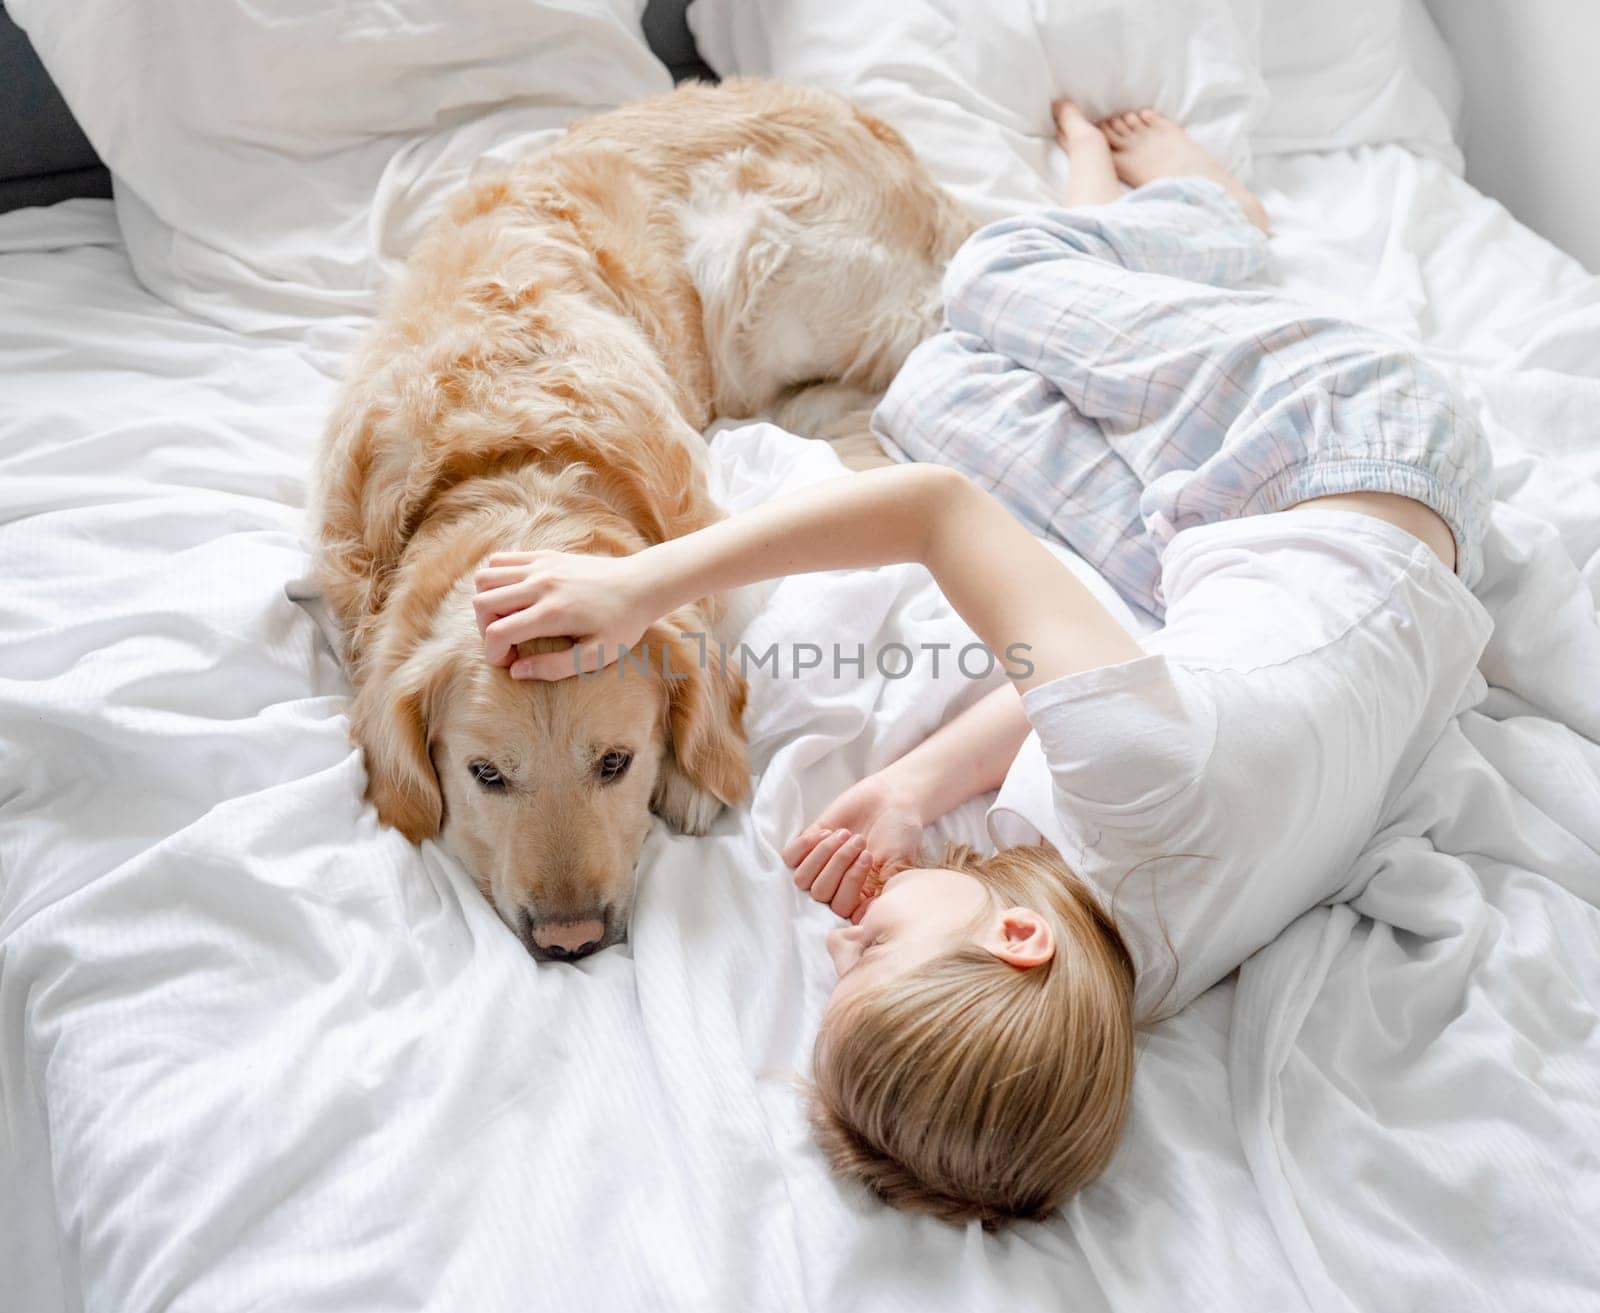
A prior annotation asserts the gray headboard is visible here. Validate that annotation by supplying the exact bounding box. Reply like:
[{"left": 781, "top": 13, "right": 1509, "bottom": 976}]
[
  {"left": 0, "top": 0, "right": 709, "bottom": 216},
  {"left": 0, "top": 4, "right": 112, "bottom": 212},
  {"left": 644, "top": 0, "right": 713, "bottom": 83}
]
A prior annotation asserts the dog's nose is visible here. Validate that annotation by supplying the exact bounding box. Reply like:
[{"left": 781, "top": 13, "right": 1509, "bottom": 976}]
[{"left": 529, "top": 918, "right": 606, "bottom": 960}]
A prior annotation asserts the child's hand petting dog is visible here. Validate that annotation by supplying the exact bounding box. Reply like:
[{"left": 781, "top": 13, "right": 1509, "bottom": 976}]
[
  {"left": 784, "top": 774, "right": 927, "bottom": 922},
  {"left": 473, "top": 549, "right": 660, "bottom": 679}
]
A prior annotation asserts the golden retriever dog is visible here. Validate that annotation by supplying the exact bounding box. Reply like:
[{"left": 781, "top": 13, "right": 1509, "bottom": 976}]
[{"left": 312, "top": 78, "right": 972, "bottom": 960}]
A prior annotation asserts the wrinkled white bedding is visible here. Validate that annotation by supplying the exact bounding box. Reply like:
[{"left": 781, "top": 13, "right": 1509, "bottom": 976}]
[{"left": 2, "top": 144, "right": 1598, "bottom": 1312}]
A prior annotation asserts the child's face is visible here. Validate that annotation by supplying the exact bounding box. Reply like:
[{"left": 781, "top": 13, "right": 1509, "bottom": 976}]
[{"left": 823, "top": 866, "right": 992, "bottom": 1013}]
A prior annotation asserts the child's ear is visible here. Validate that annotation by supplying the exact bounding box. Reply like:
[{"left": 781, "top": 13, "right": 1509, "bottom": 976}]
[{"left": 984, "top": 908, "right": 1056, "bottom": 969}]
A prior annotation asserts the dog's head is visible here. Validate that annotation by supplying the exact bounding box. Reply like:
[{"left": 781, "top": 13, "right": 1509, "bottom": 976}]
[{"left": 351, "top": 588, "right": 748, "bottom": 961}]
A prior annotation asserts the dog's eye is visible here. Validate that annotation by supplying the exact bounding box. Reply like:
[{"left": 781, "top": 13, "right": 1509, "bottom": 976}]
[
  {"left": 598, "top": 750, "right": 633, "bottom": 785},
  {"left": 469, "top": 761, "right": 506, "bottom": 790}
]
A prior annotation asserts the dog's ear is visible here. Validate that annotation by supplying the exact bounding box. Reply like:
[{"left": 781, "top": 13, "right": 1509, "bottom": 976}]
[
  {"left": 650, "top": 617, "right": 750, "bottom": 835},
  {"left": 349, "top": 638, "right": 454, "bottom": 843}
]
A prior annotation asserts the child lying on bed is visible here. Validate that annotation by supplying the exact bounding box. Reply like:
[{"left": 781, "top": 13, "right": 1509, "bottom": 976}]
[{"left": 470, "top": 102, "right": 1493, "bottom": 1228}]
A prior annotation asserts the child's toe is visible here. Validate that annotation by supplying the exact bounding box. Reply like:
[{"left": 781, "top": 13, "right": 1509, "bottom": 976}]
[{"left": 1052, "top": 98, "right": 1093, "bottom": 137}]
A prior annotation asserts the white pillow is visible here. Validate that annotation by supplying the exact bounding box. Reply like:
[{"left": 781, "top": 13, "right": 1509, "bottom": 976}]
[
  {"left": 687, "top": 0, "right": 1268, "bottom": 224},
  {"left": 1250, "top": 0, "right": 1463, "bottom": 168},
  {"left": 9, "top": 0, "right": 672, "bottom": 332}
]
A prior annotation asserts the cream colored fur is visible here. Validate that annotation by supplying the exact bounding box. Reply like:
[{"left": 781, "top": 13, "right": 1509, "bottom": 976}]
[{"left": 312, "top": 78, "right": 972, "bottom": 954}]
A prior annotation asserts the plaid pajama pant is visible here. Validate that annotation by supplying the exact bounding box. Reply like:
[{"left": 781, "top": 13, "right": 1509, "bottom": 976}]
[{"left": 872, "top": 178, "right": 1493, "bottom": 619}]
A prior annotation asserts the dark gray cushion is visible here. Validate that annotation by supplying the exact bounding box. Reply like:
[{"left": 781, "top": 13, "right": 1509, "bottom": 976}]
[
  {"left": 644, "top": 0, "right": 715, "bottom": 83},
  {"left": 0, "top": 164, "right": 111, "bottom": 213},
  {"left": 0, "top": 3, "right": 112, "bottom": 211}
]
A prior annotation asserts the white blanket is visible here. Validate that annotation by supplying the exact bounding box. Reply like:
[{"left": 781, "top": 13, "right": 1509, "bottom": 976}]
[{"left": 2, "top": 144, "right": 1598, "bottom": 1312}]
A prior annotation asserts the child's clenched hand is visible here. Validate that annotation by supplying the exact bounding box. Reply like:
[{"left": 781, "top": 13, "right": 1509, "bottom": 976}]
[{"left": 783, "top": 773, "right": 926, "bottom": 922}]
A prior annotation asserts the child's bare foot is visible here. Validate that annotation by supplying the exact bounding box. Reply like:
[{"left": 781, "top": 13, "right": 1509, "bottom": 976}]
[
  {"left": 1051, "top": 98, "right": 1120, "bottom": 208},
  {"left": 1099, "top": 108, "right": 1270, "bottom": 233}
]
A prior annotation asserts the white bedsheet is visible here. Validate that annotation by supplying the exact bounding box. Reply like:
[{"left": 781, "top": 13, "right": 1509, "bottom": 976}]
[{"left": 2, "top": 145, "right": 1598, "bottom": 1312}]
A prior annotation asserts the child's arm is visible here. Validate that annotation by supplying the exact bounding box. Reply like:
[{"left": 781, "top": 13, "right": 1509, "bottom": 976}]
[
  {"left": 782, "top": 683, "right": 1032, "bottom": 919},
  {"left": 474, "top": 464, "right": 1142, "bottom": 689},
  {"left": 872, "top": 681, "right": 1032, "bottom": 828}
]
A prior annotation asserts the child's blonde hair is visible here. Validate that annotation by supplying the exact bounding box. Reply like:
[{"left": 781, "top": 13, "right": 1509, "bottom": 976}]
[{"left": 807, "top": 842, "right": 1136, "bottom": 1228}]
